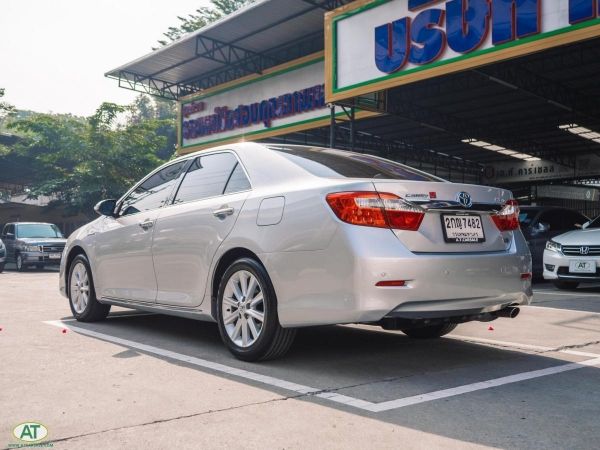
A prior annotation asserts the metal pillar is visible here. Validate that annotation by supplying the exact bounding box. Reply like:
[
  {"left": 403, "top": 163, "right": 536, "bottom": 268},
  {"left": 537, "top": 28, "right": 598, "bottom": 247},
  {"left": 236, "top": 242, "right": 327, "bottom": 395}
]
[
  {"left": 329, "top": 105, "right": 336, "bottom": 148},
  {"left": 349, "top": 106, "right": 355, "bottom": 150}
]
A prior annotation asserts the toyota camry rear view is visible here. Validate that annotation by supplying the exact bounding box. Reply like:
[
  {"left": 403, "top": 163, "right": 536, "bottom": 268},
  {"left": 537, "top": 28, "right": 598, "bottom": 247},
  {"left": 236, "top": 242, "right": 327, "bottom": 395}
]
[{"left": 59, "top": 143, "right": 532, "bottom": 361}]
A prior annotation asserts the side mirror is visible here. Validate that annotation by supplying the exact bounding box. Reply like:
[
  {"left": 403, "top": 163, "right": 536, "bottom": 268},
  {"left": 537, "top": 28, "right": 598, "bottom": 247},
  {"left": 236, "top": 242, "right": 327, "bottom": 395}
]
[
  {"left": 5, "top": 232, "right": 14, "bottom": 240},
  {"left": 582, "top": 221, "right": 590, "bottom": 229},
  {"left": 94, "top": 199, "right": 117, "bottom": 217}
]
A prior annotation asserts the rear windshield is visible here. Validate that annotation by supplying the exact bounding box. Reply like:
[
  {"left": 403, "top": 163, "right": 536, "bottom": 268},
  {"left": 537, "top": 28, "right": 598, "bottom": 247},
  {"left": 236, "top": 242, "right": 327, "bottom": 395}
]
[{"left": 271, "top": 146, "right": 442, "bottom": 182}]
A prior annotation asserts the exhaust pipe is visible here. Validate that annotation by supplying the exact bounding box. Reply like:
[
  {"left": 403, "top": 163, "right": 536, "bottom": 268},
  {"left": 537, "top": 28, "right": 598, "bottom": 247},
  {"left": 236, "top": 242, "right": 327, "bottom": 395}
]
[{"left": 494, "top": 306, "right": 520, "bottom": 319}]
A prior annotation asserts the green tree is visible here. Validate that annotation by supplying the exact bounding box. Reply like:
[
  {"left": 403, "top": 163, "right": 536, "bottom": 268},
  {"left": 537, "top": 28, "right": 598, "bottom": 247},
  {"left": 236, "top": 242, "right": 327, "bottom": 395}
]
[
  {"left": 0, "top": 88, "right": 15, "bottom": 120},
  {"left": 128, "top": 94, "right": 178, "bottom": 159},
  {"left": 156, "top": 0, "right": 254, "bottom": 48},
  {"left": 6, "top": 102, "right": 173, "bottom": 216}
]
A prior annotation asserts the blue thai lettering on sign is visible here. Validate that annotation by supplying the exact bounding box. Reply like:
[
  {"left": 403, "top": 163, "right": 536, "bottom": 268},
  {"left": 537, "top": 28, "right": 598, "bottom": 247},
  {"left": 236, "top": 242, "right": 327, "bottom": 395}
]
[
  {"left": 375, "top": 0, "right": 597, "bottom": 74},
  {"left": 182, "top": 84, "right": 326, "bottom": 141}
]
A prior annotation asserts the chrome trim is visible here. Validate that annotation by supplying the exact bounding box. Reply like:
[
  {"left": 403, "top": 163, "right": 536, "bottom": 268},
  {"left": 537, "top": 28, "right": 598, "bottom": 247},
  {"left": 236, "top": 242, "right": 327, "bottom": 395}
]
[
  {"left": 561, "top": 245, "right": 600, "bottom": 256},
  {"left": 412, "top": 201, "right": 501, "bottom": 213},
  {"left": 100, "top": 297, "right": 215, "bottom": 322}
]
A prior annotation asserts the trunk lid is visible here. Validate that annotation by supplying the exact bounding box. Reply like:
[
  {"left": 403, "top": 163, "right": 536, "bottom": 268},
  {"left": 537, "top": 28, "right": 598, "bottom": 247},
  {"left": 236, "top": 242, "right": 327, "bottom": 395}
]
[{"left": 372, "top": 181, "right": 514, "bottom": 253}]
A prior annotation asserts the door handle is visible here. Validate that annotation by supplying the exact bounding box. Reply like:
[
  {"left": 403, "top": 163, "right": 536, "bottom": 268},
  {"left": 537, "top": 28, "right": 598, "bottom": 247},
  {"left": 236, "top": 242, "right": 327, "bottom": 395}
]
[
  {"left": 213, "top": 206, "right": 234, "bottom": 218},
  {"left": 138, "top": 219, "right": 154, "bottom": 230}
]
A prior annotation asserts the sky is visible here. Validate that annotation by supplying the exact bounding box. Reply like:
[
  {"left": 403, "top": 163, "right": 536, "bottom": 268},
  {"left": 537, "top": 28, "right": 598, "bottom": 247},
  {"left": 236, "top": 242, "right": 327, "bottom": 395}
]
[{"left": 0, "top": 0, "right": 210, "bottom": 116}]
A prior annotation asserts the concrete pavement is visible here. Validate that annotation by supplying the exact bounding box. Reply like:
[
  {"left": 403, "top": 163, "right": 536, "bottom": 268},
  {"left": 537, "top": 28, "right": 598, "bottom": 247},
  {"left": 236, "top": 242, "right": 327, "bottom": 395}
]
[{"left": 1, "top": 269, "right": 599, "bottom": 449}]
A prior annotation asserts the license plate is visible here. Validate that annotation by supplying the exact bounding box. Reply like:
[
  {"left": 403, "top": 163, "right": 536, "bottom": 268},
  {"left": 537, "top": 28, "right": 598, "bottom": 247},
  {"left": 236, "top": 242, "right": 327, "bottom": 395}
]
[
  {"left": 569, "top": 260, "right": 596, "bottom": 273},
  {"left": 49, "top": 253, "right": 62, "bottom": 260},
  {"left": 442, "top": 214, "right": 485, "bottom": 243}
]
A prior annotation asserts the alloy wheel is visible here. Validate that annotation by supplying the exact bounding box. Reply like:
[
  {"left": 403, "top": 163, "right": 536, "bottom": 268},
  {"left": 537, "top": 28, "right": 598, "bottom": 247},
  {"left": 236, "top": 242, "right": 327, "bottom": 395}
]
[
  {"left": 222, "top": 270, "right": 265, "bottom": 348},
  {"left": 70, "top": 261, "right": 90, "bottom": 314}
]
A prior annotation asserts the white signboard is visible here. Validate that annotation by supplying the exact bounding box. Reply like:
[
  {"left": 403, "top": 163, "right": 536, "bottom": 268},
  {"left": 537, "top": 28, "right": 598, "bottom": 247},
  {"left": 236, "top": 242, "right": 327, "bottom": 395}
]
[
  {"left": 483, "top": 153, "right": 600, "bottom": 184},
  {"left": 180, "top": 58, "right": 327, "bottom": 151},
  {"left": 536, "top": 185, "right": 599, "bottom": 202},
  {"left": 326, "top": 0, "right": 600, "bottom": 101}
]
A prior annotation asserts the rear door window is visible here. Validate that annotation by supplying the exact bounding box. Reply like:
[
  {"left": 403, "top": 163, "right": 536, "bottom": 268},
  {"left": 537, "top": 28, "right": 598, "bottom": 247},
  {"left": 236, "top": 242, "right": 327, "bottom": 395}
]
[
  {"left": 174, "top": 152, "right": 249, "bottom": 204},
  {"left": 224, "top": 163, "right": 251, "bottom": 194}
]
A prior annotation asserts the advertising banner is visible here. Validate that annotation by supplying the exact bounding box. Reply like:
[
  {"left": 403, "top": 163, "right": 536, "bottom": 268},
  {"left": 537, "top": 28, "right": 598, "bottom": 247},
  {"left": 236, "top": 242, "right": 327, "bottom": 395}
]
[
  {"left": 482, "top": 153, "right": 600, "bottom": 184},
  {"left": 536, "top": 184, "right": 599, "bottom": 202},
  {"left": 179, "top": 55, "right": 328, "bottom": 152},
  {"left": 179, "top": 53, "right": 380, "bottom": 153},
  {"left": 325, "top": 0, "right": 600, "bottom": 102}
]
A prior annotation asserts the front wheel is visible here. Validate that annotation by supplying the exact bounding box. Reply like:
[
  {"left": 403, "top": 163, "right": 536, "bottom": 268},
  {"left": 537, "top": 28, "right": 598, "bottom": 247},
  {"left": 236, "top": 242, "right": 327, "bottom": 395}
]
[
  {"left": 553, "top": 280, "right": 579, "bottom": 290},
  {"left": 0, "top": 263, "right": 4, "bottom": 273},
  {"left": 401, "top": 323, "right": 457, "bottom": 339},
  {"left": 16, "top": 254, "right": 26, "bottom": 271},
  {"left": 217, "top": 258, "right": 296, "bottom": 361},
  {"left": 68, "top": 254, "right": 110, "bottom": 322}
]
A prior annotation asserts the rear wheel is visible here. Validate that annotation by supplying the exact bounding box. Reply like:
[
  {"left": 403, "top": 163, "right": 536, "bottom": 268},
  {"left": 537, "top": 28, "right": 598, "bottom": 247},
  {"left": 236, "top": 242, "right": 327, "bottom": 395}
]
[
  {"left": 68, "top": 254, "right": 110, "bottom": 322},
  {"left": 16, "top": 254, "right": 26, "bottom": 271},
  {"left": 401, "top": 323, "right": 457, "bottom": 339},
  {"left": 217, "top": 258, "right": 296, "bottom": 361},
  {"left": 553, "top": 280, "right": 579, "bottom": 290}
]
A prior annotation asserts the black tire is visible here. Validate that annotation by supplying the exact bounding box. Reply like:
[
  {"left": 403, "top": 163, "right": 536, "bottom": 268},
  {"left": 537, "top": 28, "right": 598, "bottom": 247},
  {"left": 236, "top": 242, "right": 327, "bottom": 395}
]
[
  {"left": 36, "top": 264, "right": 45, "bottom": 270},
  {"left": 216, "top": 257, "right": 296, "bottom": 361},
  {"left": 401, "top": 323, "right": 458, "bottom": 339},
  {"left": 68, "top": 254, "right": 110, "bottom": 322},
  {"left": 0, "top": 262, "right": 4, "bottom": 273},
  {"left": 553, "top": 280, "right": 579, "bottom": 290},
  {"left": 15, "top": 254, "right": 27, "bottom": 272}
]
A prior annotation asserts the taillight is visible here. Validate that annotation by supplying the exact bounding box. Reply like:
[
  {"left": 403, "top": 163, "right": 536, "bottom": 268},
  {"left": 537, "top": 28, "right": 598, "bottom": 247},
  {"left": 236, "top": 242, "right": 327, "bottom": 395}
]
[
  {"left": 492, "top": 199, "right": 520, "bottom": 231},
  {"left": 326, "top": 192, "right": 425, "bottom": 231}
]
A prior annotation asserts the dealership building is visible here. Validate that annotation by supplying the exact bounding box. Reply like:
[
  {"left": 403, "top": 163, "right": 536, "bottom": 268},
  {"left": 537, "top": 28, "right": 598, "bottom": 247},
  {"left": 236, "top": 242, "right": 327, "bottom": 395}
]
[{"left": 107, "top": 0, "right": 600, "bottom": 216}]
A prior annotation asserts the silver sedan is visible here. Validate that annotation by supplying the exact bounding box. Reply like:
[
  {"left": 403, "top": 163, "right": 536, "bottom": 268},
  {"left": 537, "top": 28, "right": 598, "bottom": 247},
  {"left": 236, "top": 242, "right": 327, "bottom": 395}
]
[{"left": 59, "top": 143, "right": 532, "bottom": 361}]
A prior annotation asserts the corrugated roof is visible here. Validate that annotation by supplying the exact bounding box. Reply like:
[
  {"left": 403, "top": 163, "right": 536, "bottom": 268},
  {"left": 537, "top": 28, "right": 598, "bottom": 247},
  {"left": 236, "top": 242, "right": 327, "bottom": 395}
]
[{"left": 106, "top": 0, "right": 341, "bottom": 98}]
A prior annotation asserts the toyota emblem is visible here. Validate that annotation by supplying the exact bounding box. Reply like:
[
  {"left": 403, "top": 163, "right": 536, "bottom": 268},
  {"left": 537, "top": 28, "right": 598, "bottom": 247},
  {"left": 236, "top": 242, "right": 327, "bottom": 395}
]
[{"left": 456, "top": 191, "right": 473, "bottom": 208}]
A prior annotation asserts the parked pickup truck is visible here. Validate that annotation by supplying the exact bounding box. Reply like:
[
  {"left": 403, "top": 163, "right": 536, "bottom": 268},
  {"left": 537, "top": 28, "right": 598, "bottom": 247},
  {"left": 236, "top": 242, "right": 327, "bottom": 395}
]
[{"left": 1, "top": 222, "right": 67, "bottom": 271}]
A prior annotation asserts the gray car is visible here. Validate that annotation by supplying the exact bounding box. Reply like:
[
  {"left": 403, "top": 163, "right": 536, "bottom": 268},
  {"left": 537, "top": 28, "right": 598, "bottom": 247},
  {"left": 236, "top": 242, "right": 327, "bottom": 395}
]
[
  {"left": 1, "top": 222, "right": 67, "bottom": 271},
  {"left": 59, "top": 143, "right": 532, "bottom": 361}
]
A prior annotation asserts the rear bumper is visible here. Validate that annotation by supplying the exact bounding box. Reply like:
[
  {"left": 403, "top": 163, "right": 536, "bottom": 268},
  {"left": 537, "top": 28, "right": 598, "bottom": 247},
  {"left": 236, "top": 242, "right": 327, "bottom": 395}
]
[
  {"left": 543, "top": 249, "right": 600, "bottom": 283},
  {"left": 265, "top": 226, "right": 532, "bottom": 327}
]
